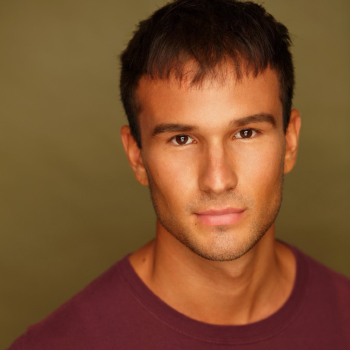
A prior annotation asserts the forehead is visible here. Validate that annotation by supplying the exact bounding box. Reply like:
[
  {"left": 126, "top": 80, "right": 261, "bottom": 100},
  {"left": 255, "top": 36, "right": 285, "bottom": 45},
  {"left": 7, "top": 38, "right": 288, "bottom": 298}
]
[{"left": 136, "top": 66, "right": 282, "bottom": 130}]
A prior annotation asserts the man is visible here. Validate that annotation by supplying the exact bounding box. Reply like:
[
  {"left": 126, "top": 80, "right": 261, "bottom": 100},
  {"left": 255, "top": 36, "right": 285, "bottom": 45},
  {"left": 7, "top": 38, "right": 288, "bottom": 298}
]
[{"left": 8, "top": 0, "right": 350, "bottom": 349}]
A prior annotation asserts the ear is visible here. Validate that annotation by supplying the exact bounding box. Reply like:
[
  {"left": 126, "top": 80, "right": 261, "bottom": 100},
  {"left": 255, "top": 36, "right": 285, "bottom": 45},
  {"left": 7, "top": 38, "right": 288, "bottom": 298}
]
[
  {"left": 284, "top": 109, "right": 302, "bottom": 174},
  {"left": 120, "top": 125, "right": 149, "bottom": 186}
]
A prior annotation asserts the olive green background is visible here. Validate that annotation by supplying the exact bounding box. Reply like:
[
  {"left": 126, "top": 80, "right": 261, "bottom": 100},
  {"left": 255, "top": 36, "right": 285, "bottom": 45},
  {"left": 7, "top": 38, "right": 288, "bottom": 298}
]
[{"left": 1, "top": 0, "right": 349, "bottom": 347}]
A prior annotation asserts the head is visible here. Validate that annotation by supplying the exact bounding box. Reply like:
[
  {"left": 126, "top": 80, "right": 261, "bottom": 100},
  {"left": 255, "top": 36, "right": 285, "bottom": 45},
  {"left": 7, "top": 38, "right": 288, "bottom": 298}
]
[{"left": 120, "top": 0, "right": 301, "bottom": 261}]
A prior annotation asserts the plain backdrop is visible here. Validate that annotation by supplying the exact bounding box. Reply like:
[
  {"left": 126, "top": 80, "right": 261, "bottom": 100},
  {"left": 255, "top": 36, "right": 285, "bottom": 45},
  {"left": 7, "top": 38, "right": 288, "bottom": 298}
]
[{"left": 1, "top": 0, "right": 349, "bottom": 348}]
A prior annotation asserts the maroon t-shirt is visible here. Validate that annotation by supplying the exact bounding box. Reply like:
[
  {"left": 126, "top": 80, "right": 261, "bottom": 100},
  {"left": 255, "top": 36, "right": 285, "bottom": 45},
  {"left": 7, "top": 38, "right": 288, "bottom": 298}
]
[{"left": 8, "top": 245, "right": 350, "bottom": 349}]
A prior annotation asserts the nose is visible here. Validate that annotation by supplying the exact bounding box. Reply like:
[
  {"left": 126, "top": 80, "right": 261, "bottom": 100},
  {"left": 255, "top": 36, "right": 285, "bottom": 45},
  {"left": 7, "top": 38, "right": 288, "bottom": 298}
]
[{"left": 198, "top": 143, "right": 238, "bottom": 195}]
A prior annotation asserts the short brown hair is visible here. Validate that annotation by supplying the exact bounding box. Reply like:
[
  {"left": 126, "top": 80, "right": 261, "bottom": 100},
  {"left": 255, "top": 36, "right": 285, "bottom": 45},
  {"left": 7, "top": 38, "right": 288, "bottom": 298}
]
[{"left": 120, "top": 0, "right": 294, "bottom": 148}]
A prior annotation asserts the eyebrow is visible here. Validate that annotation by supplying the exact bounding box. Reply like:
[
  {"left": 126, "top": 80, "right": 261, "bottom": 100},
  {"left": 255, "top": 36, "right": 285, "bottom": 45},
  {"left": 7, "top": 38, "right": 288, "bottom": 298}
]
[
  {"left": 152, "top": 123, "right": 198, "bottom": 136},
  {"left": 152, "top": 113, "right": 276, "bottom": 136},
  {"left": 229, "top": 113, "right": 276, "bottom": 128}
]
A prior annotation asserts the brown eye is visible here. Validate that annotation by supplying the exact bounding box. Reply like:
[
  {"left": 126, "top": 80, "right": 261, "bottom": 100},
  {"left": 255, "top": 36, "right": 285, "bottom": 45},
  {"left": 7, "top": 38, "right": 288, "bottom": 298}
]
[
  {"left": 240, "top": 129, "right": 252, "bottom": 138},
  {"left": 235, "top": 129, "right": 257, "bottom": 139},
  {"left": 172, "top": 135, "right": 193, "bottom": 145}
]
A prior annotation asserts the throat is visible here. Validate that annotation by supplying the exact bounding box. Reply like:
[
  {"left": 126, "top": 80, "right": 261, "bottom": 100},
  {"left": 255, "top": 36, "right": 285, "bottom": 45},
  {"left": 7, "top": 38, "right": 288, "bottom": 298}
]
[{"left": 128, "top": 237, "right": 296, "bottom": 325}]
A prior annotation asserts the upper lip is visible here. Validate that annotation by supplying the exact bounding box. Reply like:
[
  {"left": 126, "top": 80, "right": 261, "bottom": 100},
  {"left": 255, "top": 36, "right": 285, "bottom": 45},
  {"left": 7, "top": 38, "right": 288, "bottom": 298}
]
[{"left": 195, "top": 208, "right": 245, "bottom": 216}]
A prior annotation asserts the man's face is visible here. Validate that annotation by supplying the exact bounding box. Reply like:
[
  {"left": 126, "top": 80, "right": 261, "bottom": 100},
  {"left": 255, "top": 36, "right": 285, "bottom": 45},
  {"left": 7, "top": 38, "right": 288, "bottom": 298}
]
[{"left": 127, "top": 67, "right": 295, "bottom": 261}]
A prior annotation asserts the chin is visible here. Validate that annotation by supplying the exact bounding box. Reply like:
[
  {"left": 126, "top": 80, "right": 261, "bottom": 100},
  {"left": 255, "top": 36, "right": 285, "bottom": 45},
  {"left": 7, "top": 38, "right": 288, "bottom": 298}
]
[{"left": 170, "top": 225, "right": 267, "bottom": 262}]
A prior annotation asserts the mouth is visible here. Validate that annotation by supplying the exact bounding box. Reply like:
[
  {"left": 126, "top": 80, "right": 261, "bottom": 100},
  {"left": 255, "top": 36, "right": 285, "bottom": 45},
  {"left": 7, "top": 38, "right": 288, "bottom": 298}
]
[{"left": 194, "top": 208, "right": 245, "bottom": 226}]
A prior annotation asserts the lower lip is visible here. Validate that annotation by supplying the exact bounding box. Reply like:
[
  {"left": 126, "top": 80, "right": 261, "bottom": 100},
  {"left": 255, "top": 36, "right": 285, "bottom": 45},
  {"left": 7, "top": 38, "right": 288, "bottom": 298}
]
[{"left": 195, "top": 211, "right": 245, "bottom": 226}]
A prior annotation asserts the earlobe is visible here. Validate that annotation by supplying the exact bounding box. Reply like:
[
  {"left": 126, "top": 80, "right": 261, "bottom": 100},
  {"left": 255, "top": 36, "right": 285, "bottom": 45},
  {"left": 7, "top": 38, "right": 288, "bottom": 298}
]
[
  {"left": 284, "top": 109, "right": 301, "bottom": 174},
  {"left": 120, "top": 125, "right": 149, "bottom": 186}
]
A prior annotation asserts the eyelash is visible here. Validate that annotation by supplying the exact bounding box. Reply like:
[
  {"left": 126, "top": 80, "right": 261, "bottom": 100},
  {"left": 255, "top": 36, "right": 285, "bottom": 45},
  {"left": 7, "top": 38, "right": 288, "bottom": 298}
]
[
  {"left": 169, "top": 128, "right": 260, "bottom": 146},
  {"left": 170, "top": 135, "right": 195, "bottom": 146},
  {"left": 234, "top": 128, "right": 260, "bottom": 139}
]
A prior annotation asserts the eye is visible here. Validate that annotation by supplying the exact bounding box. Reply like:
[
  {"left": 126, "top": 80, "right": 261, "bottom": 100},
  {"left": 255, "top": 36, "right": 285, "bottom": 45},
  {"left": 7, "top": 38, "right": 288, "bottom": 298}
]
[
  {"left": 234, "top": 129, "right": 258, "bottom": 139},
  {"left": 171, "top": 134, "right": 194, "bottom": 145}
]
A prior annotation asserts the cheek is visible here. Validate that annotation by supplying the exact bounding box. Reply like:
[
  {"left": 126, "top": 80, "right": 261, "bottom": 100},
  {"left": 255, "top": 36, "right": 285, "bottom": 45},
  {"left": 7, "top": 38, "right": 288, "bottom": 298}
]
[
  {"left": 146, "top": 150, "right": 198, "bottom": 203},
  {"left": 235, "top": 142, "right": 284, "bottom": 196}
]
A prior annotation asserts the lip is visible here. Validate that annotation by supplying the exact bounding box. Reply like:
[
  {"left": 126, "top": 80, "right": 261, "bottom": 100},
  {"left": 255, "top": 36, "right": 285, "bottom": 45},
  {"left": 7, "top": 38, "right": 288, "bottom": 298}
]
[{"left": 195, "top": 208, "right": 245, "bottom": 226}]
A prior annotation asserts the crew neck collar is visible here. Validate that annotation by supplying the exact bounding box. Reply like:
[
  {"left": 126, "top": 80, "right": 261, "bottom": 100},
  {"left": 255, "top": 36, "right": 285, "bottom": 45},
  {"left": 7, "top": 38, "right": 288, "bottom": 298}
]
[{"left": 118, "top": 244, "right": 308, "bottom": 345}]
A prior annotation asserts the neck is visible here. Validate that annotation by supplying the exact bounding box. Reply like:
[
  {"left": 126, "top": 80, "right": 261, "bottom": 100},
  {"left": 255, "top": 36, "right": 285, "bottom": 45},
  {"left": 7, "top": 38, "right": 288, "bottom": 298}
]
[{"left": 129, "top": 222, "right": 296, "bottom": 325}]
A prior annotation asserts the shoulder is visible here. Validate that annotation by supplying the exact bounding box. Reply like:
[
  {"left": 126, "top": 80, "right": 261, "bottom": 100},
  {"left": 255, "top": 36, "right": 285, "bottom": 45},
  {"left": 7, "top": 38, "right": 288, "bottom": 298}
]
[
  {"left": 296, "top": 247, "right": 350, "bottom": 319},
  {"left": 301, "top": 248, "right": 350, "bottom": 292},
  {"left": 7, "top": 255, "right": 134, "bottom": 350}
]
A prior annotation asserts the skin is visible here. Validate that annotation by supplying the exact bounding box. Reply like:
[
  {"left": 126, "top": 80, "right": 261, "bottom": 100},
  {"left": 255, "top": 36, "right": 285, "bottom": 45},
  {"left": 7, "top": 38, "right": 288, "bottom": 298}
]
[{"left": 121, "top": 65, "right": 301, "bottom": 325}]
